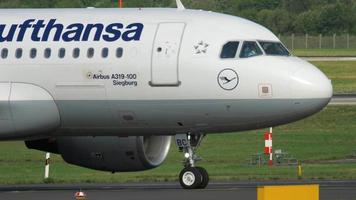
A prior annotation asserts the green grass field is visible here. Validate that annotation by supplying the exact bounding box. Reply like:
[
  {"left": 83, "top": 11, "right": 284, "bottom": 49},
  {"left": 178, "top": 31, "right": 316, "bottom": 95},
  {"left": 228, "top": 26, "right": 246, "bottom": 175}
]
[
  {"left": 0, "top": 106, "right": 355, "bottom": 184},
  {"left": 312, "top": 61, "right": 356, "bottom": 93},
  {"left": 293, "top": 49, "right": 356, "bottom": 57}
]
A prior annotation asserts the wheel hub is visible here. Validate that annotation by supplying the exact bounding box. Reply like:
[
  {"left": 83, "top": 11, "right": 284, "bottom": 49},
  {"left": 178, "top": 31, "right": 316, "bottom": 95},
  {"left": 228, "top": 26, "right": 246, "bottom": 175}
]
[{"left": 182, "top": 171, "right": 195, "bottom": 186}]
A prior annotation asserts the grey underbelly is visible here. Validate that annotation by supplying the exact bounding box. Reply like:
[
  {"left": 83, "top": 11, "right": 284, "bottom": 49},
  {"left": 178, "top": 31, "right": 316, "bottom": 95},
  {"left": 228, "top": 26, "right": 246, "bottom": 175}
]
[{"left": 52, "top": 98, "right": 329, "bottom": 136}]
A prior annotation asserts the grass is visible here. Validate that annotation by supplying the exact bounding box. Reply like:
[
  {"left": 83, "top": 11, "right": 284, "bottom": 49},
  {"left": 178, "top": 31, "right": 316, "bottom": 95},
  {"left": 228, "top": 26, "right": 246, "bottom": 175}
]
[
  {"left": 312, "top": 61, "right": 356, "bottom": 93},
  {"left": 293, "top": 49, "right": 356, "bottom": 57},
  {"left": 0, "top": 106, "right": 355, "bottom": 184}
]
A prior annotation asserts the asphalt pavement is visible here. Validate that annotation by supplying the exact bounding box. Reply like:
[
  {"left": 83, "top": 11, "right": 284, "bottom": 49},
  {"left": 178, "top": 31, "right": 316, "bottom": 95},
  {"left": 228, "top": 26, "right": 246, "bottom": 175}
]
[
  {"left": 0, "top": 181, "right": 355, "bottom": 200},
  {"left": 302, "top": 57, "right": 356, "bottom": 61},
  {"left": 330, "top": 94, "right": 356, "bottom": 105}
]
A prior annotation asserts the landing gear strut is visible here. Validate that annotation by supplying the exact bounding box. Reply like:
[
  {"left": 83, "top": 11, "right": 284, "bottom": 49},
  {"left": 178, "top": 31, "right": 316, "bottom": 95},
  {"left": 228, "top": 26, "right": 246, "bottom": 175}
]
[{"left": 175, "top": 133, "right": 209, "bottom": 189}]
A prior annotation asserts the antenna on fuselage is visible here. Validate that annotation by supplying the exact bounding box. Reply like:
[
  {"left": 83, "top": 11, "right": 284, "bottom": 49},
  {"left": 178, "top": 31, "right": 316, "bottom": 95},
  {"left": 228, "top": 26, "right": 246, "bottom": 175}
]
[{"left": 176, "top": 0, "right": 185, "bottom": 10}]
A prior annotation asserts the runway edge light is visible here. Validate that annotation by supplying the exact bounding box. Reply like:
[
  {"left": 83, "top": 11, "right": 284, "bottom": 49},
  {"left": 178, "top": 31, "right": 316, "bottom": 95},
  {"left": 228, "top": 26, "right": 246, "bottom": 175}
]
[
  {"left": 257, "top": 184, "right": 319, "bottom": 200},
  {"left": 75, "top": 191, "right": 86, "bottom": 200}
]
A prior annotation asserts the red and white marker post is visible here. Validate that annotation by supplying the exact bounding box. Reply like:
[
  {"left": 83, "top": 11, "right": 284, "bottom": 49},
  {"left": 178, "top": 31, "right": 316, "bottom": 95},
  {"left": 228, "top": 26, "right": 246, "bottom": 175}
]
[
  {"left": 264, "top": 127, "right": 273, "bottom": 166},
  {"left": 44, "top": 152, "right": 50, "bottom": 179}
]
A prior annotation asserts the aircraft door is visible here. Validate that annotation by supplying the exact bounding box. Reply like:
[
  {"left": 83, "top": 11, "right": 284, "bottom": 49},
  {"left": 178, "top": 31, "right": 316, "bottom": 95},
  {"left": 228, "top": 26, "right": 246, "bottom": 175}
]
[{"left": 150, "top": 23, "right": 186, "bottom": 86}]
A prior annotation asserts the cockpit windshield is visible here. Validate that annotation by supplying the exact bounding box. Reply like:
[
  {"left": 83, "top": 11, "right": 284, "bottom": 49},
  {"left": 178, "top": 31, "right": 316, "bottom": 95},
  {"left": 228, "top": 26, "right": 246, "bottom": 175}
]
[
  {"left": 239, "top": 41, "right": 263, "bottom": 58},
  {"left": 258, "top": 41, "right": 290, "bottom": 56}
]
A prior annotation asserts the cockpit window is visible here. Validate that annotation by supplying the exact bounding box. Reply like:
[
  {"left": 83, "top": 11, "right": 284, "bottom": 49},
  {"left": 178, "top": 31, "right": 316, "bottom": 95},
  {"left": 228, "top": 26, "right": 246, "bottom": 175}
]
[
  {"left": 239, "top": 41, "right": 263, "bottom": 58},
  {"left": 258, "top": 41, "right": 290, "bottom": 56},
  {"left": 220, "top": 41, "right": 239, "bottom": 59}
]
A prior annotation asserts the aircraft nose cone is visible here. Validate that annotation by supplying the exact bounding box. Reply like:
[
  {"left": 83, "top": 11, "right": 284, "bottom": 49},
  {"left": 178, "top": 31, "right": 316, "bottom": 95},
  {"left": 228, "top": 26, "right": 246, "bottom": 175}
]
[
  {"left": 291, "top": 64, "right": 333, "bottom": 116},
  {"left": 291, "top": 65, "right": 333, "bottom": 99}
]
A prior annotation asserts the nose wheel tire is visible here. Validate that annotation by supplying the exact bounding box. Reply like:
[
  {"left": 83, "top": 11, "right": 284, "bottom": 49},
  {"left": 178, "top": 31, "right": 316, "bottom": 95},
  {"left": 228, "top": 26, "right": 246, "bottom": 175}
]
[
  {"left": 176, "top": 134, "right": 208, "bottom": 189},
  {"left": 179, "top": 167, "right": 209, "bottom": 189},
  {"left": 196, "top": 167, "right": 209, "bottom": 189},
  {"left": 179, "top": 167, "right": 202, "bottom": 189}
]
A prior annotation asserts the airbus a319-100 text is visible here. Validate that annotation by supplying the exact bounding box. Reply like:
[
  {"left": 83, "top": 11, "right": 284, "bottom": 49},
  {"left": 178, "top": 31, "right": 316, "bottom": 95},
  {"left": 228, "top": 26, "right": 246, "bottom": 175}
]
[{"left": 0, "top": 0, "right": 332, "bottom": 189}]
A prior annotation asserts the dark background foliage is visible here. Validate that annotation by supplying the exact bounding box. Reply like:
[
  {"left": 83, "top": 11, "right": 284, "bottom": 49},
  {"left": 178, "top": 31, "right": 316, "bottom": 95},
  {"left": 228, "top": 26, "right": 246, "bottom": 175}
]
[{"left": 0, "top": 0, "right": 355, "bottom": 34}]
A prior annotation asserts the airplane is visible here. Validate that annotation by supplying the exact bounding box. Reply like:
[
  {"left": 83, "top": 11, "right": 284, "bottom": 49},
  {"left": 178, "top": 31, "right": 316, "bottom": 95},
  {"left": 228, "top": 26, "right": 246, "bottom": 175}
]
[{"left": 0, "top": 0, "right": 332, "bottom": 189}]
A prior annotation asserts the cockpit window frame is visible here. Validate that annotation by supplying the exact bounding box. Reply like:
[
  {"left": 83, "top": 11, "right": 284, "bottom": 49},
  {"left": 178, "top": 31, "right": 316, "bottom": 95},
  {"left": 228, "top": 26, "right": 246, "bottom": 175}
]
[{"left": 258, "top": 40, "right": 291, "bottom": 57}]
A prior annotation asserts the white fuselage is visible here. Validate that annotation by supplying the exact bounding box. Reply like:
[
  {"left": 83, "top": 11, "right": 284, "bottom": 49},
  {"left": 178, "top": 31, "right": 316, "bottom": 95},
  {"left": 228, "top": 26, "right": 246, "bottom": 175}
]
[{"left": 0, "top": 8, "right": 332, "bottom": 140}]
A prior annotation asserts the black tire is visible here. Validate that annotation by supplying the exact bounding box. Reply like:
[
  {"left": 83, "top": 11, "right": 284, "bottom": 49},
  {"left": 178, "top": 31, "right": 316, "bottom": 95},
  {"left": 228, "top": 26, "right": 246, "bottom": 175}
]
[
  {"left": 196, "top": 167, "right": 209, "bottom": 189},
  {"left": 179, "top": 167, "right": 202, "bottom": 189}
]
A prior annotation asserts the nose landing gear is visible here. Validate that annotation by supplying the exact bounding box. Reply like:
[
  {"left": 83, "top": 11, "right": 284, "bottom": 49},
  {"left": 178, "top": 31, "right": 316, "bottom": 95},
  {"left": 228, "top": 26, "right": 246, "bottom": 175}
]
[{"left": 175, "top": 133, "right": 209, "bottom": 189}]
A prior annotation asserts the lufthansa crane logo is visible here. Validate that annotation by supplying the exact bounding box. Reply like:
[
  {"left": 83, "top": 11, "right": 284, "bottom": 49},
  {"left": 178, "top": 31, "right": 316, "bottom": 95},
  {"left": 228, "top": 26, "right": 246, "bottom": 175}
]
[{"left": 217, "top": 69, "right": 239, "bottom": 90}]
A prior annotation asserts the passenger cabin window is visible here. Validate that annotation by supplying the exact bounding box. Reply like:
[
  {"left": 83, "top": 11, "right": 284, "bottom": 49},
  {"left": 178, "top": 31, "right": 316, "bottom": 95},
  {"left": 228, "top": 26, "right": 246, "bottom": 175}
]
[
  {"left": 1, "top": 48, "right": 8, "bottom": 59},
  {"left": 15, "top": 48, "right": 23, "bottom": 59},
  {"left": 220, "top": 41, "right": 239, "bottom": 59},
  {"left": 87, "top": 48, "right": 94, "bottom": 58},
  {"left": 59, "top": 48, "right": 66, "bottom": 58},
  {"left": 116, "top": 47, "right": 123, "bottom": 58},
  {"left": 0, "top": 47, "right": 128, "bottom": 61},
  {"left": 259, "top": 41, "right": 290, "bottom": 56},
  {"left": 30, "top": 48, "right": 37, "bottom": 59},
  {"left": 240, "top": 41, "right": 263, "bottom": 58},
  {"left": 102, "top": 48, "right": 109, "bottom": 58},
  {"left": 44, "top": 48, "right": 51, "bottom": 59},
  {"left": 73, "top": 48, "right": 80, "bottom": 58}
]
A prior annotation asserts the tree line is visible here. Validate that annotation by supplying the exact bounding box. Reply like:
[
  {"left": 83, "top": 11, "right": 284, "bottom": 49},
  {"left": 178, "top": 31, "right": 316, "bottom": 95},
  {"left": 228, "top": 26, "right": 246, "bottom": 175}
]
[{"left": 0, "top": 0, "right": 355, "bottom": 35}]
